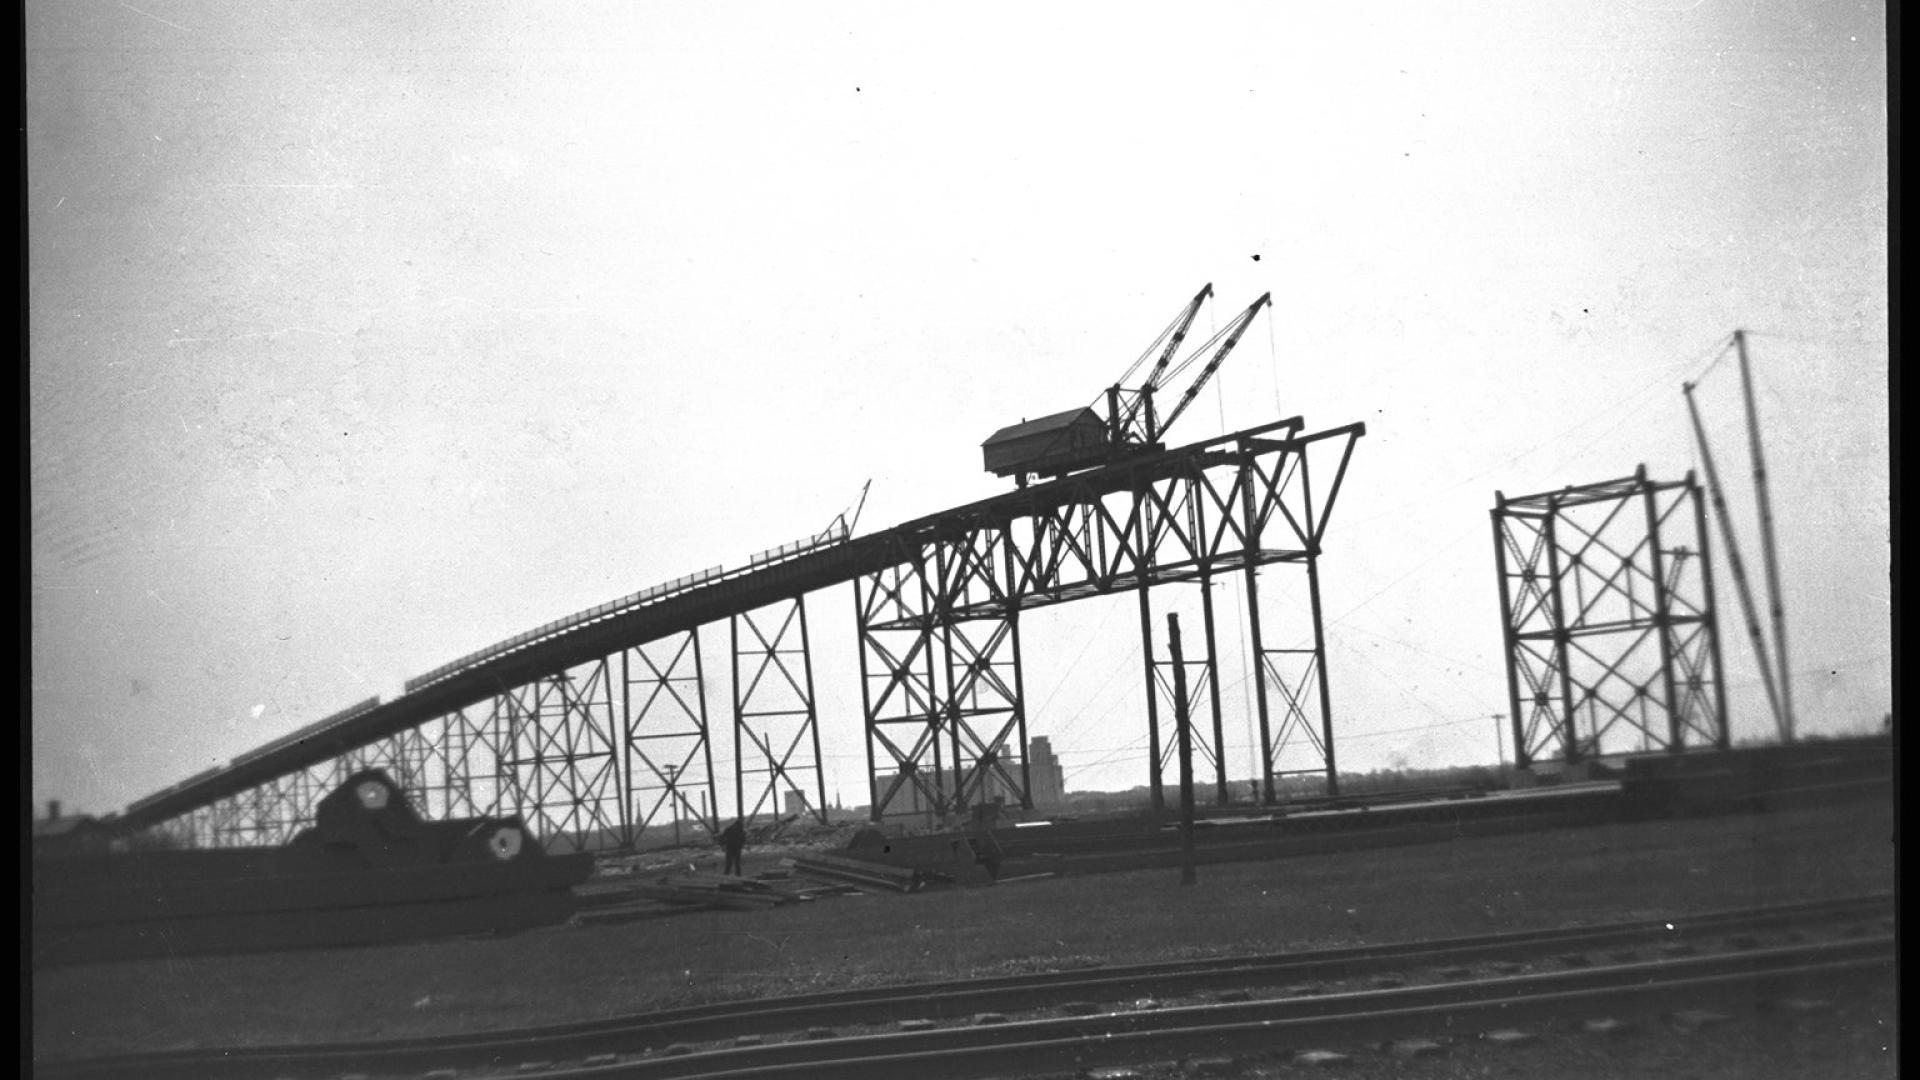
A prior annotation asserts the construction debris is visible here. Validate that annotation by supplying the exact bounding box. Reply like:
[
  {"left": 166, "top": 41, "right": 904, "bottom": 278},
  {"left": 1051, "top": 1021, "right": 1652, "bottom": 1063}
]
[
  {"left": 841, "top": 827, "right": 1002, "bottom": 886},
  {"left": 787, "top": 851, "right": 923, "bottom": 892}
]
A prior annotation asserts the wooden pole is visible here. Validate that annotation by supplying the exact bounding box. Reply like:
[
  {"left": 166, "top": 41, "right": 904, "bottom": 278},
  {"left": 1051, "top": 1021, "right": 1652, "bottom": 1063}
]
[{"left": 1168, "top": 612, "right": 1197, "bottom": 886}]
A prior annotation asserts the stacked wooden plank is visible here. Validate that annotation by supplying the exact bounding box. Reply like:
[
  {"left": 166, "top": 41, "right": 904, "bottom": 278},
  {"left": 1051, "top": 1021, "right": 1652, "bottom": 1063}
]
[
  {"left": 786, "top": 851, "right": 924, "bottom": 893},
  {"left": 575, "top": 872, "right": 796, "bottom": 922},
  {"left": 840, "top": 830, "right": 1000, "bottom": 886}
]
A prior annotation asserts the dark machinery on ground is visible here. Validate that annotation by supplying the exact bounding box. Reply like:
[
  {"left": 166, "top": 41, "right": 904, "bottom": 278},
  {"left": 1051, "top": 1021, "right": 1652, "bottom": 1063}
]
[
  {"left": 32, "top": 770, "right": 593, "bottom": 965},
  {"left": 981, "top": 284, "right": 1273, "bottom": 486}
]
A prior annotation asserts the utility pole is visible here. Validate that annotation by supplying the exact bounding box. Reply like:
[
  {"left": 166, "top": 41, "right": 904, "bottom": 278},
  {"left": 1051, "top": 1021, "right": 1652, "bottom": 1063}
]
[
  {"left": 1734, "top": 330, "right": 1794, "bottom": 743},
  {"left": 1491, "top": 713, "right": 1506, "bottom": 768},
  {"left": 664, "top": 765, "right": 683, "bottom": 846},
  {"left": 1168, "top": 612, "right": 1197, "bottom": 886}
]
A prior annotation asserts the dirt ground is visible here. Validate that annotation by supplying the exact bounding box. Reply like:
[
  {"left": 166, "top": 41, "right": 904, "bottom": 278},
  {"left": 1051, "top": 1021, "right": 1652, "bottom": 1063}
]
[{"left": 29, "top": 796, "right": 1896, "bottom": 1063}]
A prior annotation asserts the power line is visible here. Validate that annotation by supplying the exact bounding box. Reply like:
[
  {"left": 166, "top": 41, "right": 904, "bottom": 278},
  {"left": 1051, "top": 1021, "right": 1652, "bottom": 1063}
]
[{"left": 1341, "top": 713, "right": 1500, "bottom": 742}]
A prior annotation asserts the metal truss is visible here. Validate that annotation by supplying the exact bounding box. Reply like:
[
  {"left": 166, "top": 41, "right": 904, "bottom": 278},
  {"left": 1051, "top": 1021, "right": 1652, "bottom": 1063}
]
[
  {"left": 138, "top": 417, "right": 1363, "bottom": 844},
  {"left": 1492, "top": 467, "right": 1729, "bottom": 767},
  {"left": 858, "top": 419, "right": 1362, "bottom": 817},
  {"left": 403, "top": 708, "right": 507, "bottom": 822},
  {"left": 197, "top": 730, "right": 440, "bottom": 849},
  {"left": 163, "top": 643, "right": 730, "bottom": 854},
  {"left": 857, "top": 550, "right": 960, "bottom": 820},
  {"left": 626, "top": 632, "right": 718, "bottom": 846},
  {"left": 495, "top": 663, "right": 624, "bottom": 852},
  {"left": 1240, "top": 436, "right": 1349, "bottom": 800},
  {"left": 1137, "top": 474, "right": 1229, "bottom": 807},
  {"left": 733, "top": 599, "right": 829, "bottom": 825}
]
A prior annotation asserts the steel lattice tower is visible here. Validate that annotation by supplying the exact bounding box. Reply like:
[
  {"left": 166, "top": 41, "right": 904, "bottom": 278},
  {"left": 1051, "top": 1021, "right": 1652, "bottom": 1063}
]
[{"left": 1491, "top": 467, "right": 1730, "bottom": 767}]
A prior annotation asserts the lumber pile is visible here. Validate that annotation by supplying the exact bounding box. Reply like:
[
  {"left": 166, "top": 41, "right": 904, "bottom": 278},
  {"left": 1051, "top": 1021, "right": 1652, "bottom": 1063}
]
[
  {"left": 631, "top": 872, "right": 796, "bottom": 910},
  {"left": 840, "top": 828, "right": 1001, "bottom": 886},
  {"left": 786, "top": 851, "right": 925, "bottom": 893}
]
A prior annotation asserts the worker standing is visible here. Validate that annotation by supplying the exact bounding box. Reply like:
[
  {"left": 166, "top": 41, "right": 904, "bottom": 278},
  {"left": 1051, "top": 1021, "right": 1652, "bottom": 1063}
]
[{"left": 720, "top": 818, "right": 746, "bottom": 876}]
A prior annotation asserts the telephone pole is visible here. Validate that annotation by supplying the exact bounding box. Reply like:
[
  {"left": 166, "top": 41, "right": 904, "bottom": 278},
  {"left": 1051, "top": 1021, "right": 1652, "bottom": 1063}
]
[{"left": 1168, "top": 612, "right": 1197, "bottom": 886}]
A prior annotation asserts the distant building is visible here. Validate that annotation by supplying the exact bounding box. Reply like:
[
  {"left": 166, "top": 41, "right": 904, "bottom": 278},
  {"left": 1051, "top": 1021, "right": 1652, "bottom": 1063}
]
[
  {"left": 873, "top": 763, "right": 1019, "bottom": 817},
  {"left": 32, "top": 800, "right": 110, "bottom": 859},
  {"left": 783, "top": 789, "right": 813, "bottom": 818},
  {"left": 1027, "top": 737, "right": 1066, "bottom": 808},
  {"left": 871, "top": 737, "right": 1067, "bottom": 816}
]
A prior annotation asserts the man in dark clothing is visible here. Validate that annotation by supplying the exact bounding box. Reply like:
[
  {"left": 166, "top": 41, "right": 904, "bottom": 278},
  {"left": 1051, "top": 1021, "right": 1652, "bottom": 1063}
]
[{"left": 720, "top": 818, "right": 746, "bottom": 876}]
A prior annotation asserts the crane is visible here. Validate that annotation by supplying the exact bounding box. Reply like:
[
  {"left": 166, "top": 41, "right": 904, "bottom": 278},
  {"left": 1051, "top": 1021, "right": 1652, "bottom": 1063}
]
[{"left": 981, "top": 286, "right": 1274, "bottom": 485}]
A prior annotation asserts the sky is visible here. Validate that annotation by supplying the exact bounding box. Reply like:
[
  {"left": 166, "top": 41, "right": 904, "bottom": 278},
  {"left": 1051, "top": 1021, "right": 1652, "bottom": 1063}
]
[{"left": 28, "top": 1, "right": 1888, "bottom": 819}]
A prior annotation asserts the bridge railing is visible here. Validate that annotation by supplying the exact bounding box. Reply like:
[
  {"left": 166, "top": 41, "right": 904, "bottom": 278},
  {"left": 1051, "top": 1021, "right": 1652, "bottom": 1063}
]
[
  {"left": 401, "top": 565, "right": 726, "bottom": 694},
  {"left": 401, "top": 520, "right": 861, "bottom": 696},
  {"left": 748, "top": 521, "right": 851, "bottom": 568}
]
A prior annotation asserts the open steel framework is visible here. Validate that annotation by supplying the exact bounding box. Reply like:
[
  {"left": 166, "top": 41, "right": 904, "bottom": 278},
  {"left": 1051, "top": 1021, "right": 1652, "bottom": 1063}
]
[
  {"left": 1491, "top": 467, "right": 1730, "bottom": 768},
  {"left": 119, "top": 415, "right": 1363, "bottom": 849},
  {"left": 733, "top": 598, "right": 830, "bottom": 826},
  {"left": 854, "top": 416, "right": 1363, "bottom": 818}
]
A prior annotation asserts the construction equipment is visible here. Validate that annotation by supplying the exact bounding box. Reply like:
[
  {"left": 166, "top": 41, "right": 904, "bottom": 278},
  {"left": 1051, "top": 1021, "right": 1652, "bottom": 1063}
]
[{"left": 981, "top": 285, "right": 1273, "bottom": 486}]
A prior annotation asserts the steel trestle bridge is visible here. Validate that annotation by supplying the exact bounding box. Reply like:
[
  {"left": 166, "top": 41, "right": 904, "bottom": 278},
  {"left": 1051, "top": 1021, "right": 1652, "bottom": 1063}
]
[{"left": 119, "top": 415, "right": 1365, "bottom": 852}]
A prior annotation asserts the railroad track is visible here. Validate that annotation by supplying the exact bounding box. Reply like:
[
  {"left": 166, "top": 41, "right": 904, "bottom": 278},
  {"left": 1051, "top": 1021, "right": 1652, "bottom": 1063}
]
[{"left": 36, "top": 893, "right": 1893, "bottom": 1080}]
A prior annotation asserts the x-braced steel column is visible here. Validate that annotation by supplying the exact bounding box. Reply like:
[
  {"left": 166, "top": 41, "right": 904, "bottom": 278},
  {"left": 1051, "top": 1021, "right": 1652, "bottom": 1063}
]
[
  {"left": 498, "top": 665, "right": 622, "bottom": 852},
  {"left": 856, "top": 549, "right": 951, "bottom": 822},
  {"left": 1135, "top": 478, "right": 1166, "bottom": 811},
  {"left": 1237, "top": 426, "right": 1355, "bottom": 799},
  {"left": 1491, "top": 470, "right": 1728, "bottom": 766},
  {"left": 935, "top": 524, "right": 1029, "bottom": 814},
  {"left": 624, "top": 631, "right": 717, "bottom": 848},
  {"left": 1644, "top": 473, "right": 1685, "bottom": 751},
  {"left": 1543, "top": 496, "right": 1581, "bottom": 762},
  {"left": 733, "top": 599, "right": 829, "bottom": 825},
  {"left": 1199, "top": 572, "right": 1230, "bottom": 804}
]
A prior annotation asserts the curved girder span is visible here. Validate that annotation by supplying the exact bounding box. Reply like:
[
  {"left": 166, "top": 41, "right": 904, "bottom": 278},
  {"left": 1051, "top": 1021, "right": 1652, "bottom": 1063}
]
[{"left": 119, "top": 416, "right": 1365, "bottom": 848}]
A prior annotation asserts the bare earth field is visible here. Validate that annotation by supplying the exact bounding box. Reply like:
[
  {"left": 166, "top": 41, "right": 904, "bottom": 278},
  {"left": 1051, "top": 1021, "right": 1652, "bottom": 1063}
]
[{"left": 29, "top": 796, "right": 1897, "bottom": 1065}]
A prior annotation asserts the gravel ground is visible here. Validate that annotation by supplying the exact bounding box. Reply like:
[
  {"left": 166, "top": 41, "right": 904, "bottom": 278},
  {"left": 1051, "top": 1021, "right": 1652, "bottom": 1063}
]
[{"left": 1018, "top": 974, "right": 1898, "bottom": 1080}]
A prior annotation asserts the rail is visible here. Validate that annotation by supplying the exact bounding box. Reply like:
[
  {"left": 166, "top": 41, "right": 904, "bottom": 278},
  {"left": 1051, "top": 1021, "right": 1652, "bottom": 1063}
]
[{"left": 33, "top": 893, "right": 1891, "bottom": 1080}]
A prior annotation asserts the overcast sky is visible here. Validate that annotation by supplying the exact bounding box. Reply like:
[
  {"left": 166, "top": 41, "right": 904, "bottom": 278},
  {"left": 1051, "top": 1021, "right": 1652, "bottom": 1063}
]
[{"left": 29, "top": 1, "right": 1887, "bottom": 818}]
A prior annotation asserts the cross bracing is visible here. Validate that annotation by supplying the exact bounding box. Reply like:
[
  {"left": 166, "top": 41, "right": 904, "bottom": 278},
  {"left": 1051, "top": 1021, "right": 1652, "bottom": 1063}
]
[
  {"left": 1491, "top": 467, "right": 1729, "bottom": 767},
  {"left": 121, "top": 415, "right": 1365, "bottom": 847}
]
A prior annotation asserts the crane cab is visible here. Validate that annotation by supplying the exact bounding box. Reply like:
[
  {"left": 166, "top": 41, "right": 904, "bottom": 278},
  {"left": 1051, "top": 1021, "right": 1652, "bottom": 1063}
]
[{"left": 981, "top": 407, "right": 1120, "bottom": 484}]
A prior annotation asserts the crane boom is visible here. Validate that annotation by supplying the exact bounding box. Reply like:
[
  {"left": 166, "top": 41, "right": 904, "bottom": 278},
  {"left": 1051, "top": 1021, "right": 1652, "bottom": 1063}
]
[
  {"left": 1112, "top": 283, "right": 1214, "bottom": 445},
  {"left": 1158, "top": 292, "right": 1271, "bottom": 437},
  {"left": 1143, "top": 284, "right": 1215, "bottom": 392}
]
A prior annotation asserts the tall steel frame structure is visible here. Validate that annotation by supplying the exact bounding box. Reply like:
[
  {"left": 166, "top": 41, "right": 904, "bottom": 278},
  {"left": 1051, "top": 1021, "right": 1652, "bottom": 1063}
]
[
  {"left": 855, "top": 417, "right": 1363, "bottom": 819},
  {"left": 129, "top": 415, "right": 1365, "bottom": 848},
  {"left": 626, "top": 633, "right": 719, "bottom": 845},
  {"left": 733, "top": 598, "right": 829, "bottom": 825},
  {"left": 1491, "top": 467, "right": 1730, "bottom": 768}
]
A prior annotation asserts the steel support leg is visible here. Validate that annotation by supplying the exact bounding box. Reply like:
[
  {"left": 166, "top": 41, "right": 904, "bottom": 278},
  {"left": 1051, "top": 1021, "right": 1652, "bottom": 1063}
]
[
  {"left": 856, "top": 558, "right": 952, "bottom": 822},
  {"left": 734, "top": 598, "right": 829, "bottom": 825},
  {"left": 624, "top": 630, "right": 716, "bottom": 849}
]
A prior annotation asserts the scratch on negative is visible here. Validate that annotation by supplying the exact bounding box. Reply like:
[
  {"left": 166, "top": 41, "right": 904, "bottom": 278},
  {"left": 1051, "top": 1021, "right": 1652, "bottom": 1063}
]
[
  {"left": 168, "top": 327, "right": 349, "bottom": 345},
  {"left": 120, "top": 1, "right": 188, "bottom": 31}
]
